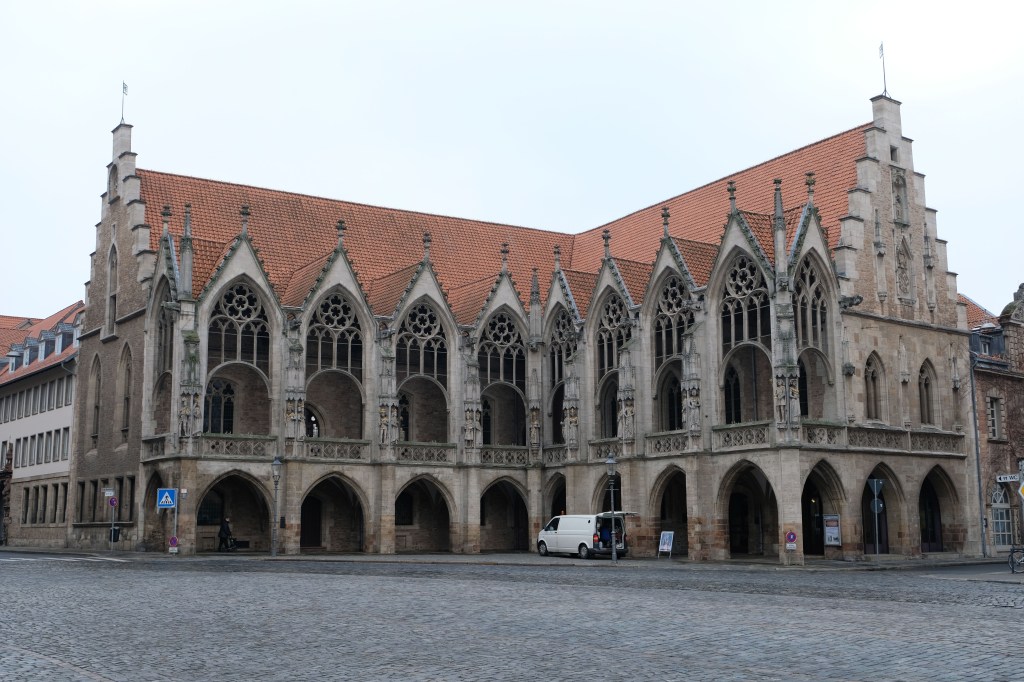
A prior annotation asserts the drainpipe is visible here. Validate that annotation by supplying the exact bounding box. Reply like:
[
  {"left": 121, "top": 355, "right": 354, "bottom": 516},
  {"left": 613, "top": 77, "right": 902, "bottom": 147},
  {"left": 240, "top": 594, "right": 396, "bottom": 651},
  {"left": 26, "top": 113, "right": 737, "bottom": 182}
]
[{"left": 968, "top": 351, "right": 988, "bottom": 558}]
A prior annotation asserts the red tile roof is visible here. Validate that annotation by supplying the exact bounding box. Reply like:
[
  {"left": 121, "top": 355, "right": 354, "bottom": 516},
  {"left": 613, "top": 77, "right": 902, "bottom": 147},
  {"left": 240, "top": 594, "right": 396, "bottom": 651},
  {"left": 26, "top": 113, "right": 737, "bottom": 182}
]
[
  {"left": 959, "top": 294, "right": 998, "bottom": 329},
  {"left": 137, "top": 123, "right": 869, "bottom": 324},
  {"left": 0, "top": 301, "right": 84, "bottom": 386}
]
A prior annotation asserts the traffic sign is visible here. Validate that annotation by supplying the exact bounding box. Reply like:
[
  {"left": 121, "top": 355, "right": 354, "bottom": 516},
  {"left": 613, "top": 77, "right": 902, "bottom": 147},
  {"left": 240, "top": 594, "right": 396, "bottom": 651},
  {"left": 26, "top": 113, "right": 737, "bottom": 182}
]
[
  {"left": 108, "top": 496, "right": 118, "bottom": 508},
  {"left": 156, "top": 488, "right": 178, "bottom": 509},
  {"left": 1018, "top": 480, "right": 1024, "bottom": 503},
  {"left": 169, "top": 536, "right": 178, "bottom": 547},
  {"left": 785, "top": 531, "right": 797, "bottom": 543}
]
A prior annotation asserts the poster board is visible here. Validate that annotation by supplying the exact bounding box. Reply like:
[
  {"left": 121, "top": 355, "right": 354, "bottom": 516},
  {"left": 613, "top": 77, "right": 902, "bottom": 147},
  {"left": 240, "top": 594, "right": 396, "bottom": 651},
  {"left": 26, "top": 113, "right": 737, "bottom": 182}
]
[
  {"left": 823, "top": 514, "right": 841, "bottom": 546},
  {"left": 658, "top": 531, "right": 674, "bottom": 558}
]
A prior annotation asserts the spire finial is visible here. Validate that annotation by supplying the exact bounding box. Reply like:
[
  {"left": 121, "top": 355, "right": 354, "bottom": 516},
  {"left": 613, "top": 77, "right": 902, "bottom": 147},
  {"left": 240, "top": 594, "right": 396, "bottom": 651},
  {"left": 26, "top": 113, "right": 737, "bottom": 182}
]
[
  {"left": 500, "top": 242, "right": 509, "bottom": 273},
  {"left": 336, "top": 219, "right": 346, "bottom": 247},
  {"left": 553, "top": 244, "right": 561, "bottom": 270},
  {"left": 423, "top": 231, "right": 432, "bottom": 261},
  {"left": 183, "top": 204, "right": 192, "bottom": 237},
  {"left": 805, "top": 172, "right": 816, "bottom": 204},
  {"left": 661, "top": 206, "right": 670, "bottom": 239},
  {"left": 161, "top": 205, "right": 171, "bottom": 235},
  {"left": 773, "top": 179, "right": 783, "bottom": 220},
  {"left": 240, "top": 205, "right": 250, "bottom": 235},
  {"left": 602, "top": 229, "right": 611, "bottom": 259},
  {"left": 531, "top": 267, "right": 541, "bottom": 305},
  {"left": 727, "top": 181, "right": 737, "bottom": 213}
]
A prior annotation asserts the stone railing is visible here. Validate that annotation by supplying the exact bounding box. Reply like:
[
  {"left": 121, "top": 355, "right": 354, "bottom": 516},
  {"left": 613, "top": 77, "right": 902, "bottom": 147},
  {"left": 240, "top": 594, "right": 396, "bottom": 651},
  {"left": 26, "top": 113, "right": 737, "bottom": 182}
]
[
  {"left": 910, "top": 431, "right": 964, "bottom": 455},
  {"left": 197, "top": 434, "right": 278, "bottom": 458},
  {"left": 801, "top": 422, "right": 845, "bottom": 447},
  {"left": 847, "top": 426, "right": 909, "bottom": 451},
  {"left": 713, "top": 422, "right": 770, "bottom": 450},
  {"left": 480, "top": 446, "right": 530, "bottom": 466},
  {"left": 588, "top": 438, "right": 622, "bottom": 461},
  {"left": 396, "top": 442, "right": 455, "bottom": 463},
  {"left": 141, "top": 435, "right": 167, "bottom": 461},
  {"left": 543, "top": 446, "right": 569, "bottom": 465},
  {"left": 646, "top": 431, "right": 691, "bottom": 456},
  {"left": 300, "top": 438, "right": 369, "bottom": 461}
]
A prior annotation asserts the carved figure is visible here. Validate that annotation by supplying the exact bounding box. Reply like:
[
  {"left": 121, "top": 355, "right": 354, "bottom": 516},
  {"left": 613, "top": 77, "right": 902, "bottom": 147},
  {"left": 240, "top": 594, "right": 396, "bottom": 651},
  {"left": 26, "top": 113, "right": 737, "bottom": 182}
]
[
  {"left": 775, "top": 378, "right": 787, "bottom": 423},
  {"left": 619, "top": 398, "right": 634, "bottom": 439},
  {"left": 379, "top": 405, "right": 389, "bottom": 444},
  {"left": 788, "top": 380, "right": 800, "bottom": 422},
  {"left": 565, "top": 406, "right": 579, "bottom": 446},
  {"left": 464, "top": 408, "right": 475, "bottom": 444},
  {"left": 687, "top": 387, "right": 701, "bottom": 430},
  {"left": 529, "top": 408, "right": 541, "bottom": 446}
]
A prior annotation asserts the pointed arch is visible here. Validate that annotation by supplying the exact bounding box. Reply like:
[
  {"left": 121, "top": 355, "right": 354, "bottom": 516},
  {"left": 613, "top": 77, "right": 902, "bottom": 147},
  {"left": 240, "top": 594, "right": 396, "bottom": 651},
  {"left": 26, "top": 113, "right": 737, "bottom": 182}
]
[
  {"left": 396, "top": 297, "right": 449, "bottom": 389},
  {"left": 479, "top": 476, "right": 529, "bottom": 552},
  {"left": 651, "top": 271, "right": 695, "bottom": 370},
  {"left": 793, "top": 253, "right": 831, "bottom": 355},
  {"left": 716, "top": 459, "right": 780, "bottom": 559},
  {"left": 116, "top": 344, "right": 133, "bottom": 438},
  {"left": 719, "top": 251, "right": 771, "bottom": 354},
  {"left": 106, "top": 245, "right": 119, "bottom": 333},
  {"left": 720, "top": 345, "right": 773, "bottom": 424},
  {"left": 305, "top": 287, "right": 364, "bottom": 385},
  {"left": 593, "top": 288, "right": 632, "bottom": 381},
  {"left": 917, "top": 359, "right": 938, "bottom": 426},
  {"left": 544, "top": 472, "right": 567, "bottom": 519},
  {"left": 207, "top": 277, "right": 272, "bottom": 378},
  {"left": 864, "top": 352, "right": 886, "bottom": 422},
  {"left": 88, "top": 355, "right": 102, "bottom": 444},
  {"left": 478, "top": 307, "right": 527, "bottom": 395},
  {"left": 797, "top": 348, "right": 834, "bottom": 420},
  {"left": 299, "top": 473, "right": 369, "bottom": 552}
]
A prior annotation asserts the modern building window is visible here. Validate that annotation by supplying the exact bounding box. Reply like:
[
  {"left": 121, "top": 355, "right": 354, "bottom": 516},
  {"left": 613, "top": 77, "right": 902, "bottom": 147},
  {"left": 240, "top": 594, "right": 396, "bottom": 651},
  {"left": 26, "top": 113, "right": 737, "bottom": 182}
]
[{"left": 991, "top": 487, "right": 1013, "bottom": 548}]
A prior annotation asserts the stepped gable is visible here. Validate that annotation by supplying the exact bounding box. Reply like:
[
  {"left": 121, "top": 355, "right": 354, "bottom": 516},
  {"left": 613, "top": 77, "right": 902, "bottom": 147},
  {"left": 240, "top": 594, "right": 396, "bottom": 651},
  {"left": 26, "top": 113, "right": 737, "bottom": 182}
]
[
  {"left": 568, "top": 124, "right": 870, "bottom": 273},
  {"left": 139, "top": 170, "right": 572, "bottom": 316}
]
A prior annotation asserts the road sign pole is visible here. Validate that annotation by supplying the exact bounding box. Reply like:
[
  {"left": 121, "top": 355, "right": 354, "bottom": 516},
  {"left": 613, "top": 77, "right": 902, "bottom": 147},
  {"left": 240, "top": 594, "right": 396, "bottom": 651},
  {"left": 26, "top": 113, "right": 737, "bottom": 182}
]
[{"left": 173, "top": 498, "right": 178, "bottom": 555}]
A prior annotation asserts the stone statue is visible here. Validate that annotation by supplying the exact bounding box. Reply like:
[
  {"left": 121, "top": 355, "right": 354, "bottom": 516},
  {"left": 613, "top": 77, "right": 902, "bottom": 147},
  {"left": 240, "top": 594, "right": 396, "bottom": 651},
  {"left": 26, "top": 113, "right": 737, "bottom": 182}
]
[
  {"left": 687, "top": 388, "right": 701, "bottom": 431},
  {"left": 775, "top": 377, "right": 787, "bottom": 423},
  {"left": 379, "top": 405, "right": 389, "bottom": 444},
  {"left": 565, "top": 406, "right": 579, "bottom": 447}
]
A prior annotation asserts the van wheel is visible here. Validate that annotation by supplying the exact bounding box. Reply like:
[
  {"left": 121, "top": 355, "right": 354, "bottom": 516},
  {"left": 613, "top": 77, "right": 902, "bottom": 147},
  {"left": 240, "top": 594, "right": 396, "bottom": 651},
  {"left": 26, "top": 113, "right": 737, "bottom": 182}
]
[
  {"left": 538, "top": 542, "right": 549, "bottom": 557},
  {"left": 578, "top": 545, "right": 590, "bottom": 560}
]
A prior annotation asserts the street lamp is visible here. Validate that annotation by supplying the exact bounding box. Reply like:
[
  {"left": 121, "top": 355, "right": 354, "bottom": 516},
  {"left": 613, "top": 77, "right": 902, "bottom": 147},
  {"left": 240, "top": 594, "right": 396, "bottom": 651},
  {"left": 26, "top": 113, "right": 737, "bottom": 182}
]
[
  {"left": 271, "top": 456, "right": 283, "bottom": 557},
  {"left": 606, "top": 455, "right": 617, "bottom": 564}
]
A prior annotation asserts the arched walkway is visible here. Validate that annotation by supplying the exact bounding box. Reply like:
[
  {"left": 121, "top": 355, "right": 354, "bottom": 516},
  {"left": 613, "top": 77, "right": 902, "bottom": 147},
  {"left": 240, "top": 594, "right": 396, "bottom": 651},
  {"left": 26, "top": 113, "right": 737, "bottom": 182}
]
[
  {"left": 545, "top": 474, "right": 566, "bottom": 520},
  {"left": 142, "top": 472, "right": 171, "bottom": 551},
  {"left": 653, "top": 468, "right": 688, "bottom": 556},
  {"left": 801, "top": 461, "right": 845, "bottom": 556},
  {"left": 394, "top": 478, "right": 451, "bottom": 552},
  {"left": 195, "top": 474, "right": 270, "bottom": 552},
  {"left": 479, "top": 480, "right": 528, "bottom": 551},
  {"left": 720, "top": 463, "right": 779, "bottom": 558},
  {"left": 861, "top": 465, "right": 904, "bottom": 556},
  {"left": 300, "top": 475, "right": 365, "bottom": 552}
]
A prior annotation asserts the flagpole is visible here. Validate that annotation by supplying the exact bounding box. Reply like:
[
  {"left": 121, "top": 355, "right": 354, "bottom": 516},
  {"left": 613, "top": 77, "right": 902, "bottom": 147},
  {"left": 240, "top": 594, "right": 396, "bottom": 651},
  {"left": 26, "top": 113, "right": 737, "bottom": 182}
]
[
  {"left": 121, "top": 81, "right": 127, "bottom": 123},
  {"left": 879, "top": 43, "right": 888, "bottom": 97}
]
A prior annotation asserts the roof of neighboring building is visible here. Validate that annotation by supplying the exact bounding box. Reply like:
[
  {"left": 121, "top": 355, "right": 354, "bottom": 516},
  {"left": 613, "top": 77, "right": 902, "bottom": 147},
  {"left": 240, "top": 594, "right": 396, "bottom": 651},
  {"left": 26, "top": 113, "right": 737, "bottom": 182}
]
[
  {"left": 960, "top": 294, "right": 999, "bottom": 329},
  {"left": 137, "top": 122, "right": 870, "bottom": 324},
  {"left": 0, "top": 301, "right": 83, "bottom": 387}
]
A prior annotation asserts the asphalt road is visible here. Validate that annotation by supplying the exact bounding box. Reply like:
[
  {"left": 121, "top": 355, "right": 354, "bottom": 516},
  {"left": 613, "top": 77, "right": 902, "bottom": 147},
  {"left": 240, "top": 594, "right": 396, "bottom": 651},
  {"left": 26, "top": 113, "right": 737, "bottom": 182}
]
[{"left": 0, "top": 551, "right": 1020, "bottom": 681}]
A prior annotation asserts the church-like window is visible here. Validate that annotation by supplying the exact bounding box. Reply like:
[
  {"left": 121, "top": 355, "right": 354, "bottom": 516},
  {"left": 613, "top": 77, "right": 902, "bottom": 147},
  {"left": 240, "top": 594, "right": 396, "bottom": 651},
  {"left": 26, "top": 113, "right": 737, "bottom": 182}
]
[
  {"left": 107, "top": 247, "right": 119, "bottom": 333},
  {"left": 596, "top": 293, "right": 631, "bottom": 378},
  {"left": 865, "top": 355, "right": 882, "bottom": 421},
  {"left": 118, "top": 348, "right": 132, "bottom": 438},
  {"left": 794, "top": 258, "right": 828, "bottom": 354},
  {"left": 306, "top": 291, "right": 363, "bottom": 382},
  {"left": 207, "top": 282, "right": 271, "bottom": 375},
  {"left": 478, "top": 312, "right": 526, "bottom": 392},
  {"left": 89, "top": 357, "right": 102, "bottom": 443},
  {"left": 724, "top": 365, "right": 741, "bottom": 424},
  {"left": 654, "top": 275, "right": 694, "bottom": 369},
  {"left": 396, "top": 302, "right": 447, "bottom": 388},
  {"left": 720, "top": 254, "right": 770, "bottom": 354},
  {"left": 156, "top": 284, "right": 174, "bottom": 377},
  {"left": 918, "top": 364, "right": 934, "bottom": 425}
]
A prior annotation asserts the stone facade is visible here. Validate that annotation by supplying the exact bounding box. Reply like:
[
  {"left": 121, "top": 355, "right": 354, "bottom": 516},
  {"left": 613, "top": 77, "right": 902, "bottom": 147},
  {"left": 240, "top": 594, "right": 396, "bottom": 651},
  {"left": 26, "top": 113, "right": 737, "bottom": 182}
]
[{"left": 63, "top": 95, "right": 983, "bottom": 563}]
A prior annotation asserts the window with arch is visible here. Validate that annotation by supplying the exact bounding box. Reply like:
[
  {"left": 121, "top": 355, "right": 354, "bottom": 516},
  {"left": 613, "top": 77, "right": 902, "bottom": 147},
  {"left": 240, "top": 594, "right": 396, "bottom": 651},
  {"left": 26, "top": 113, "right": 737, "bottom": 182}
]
[
  {"left": 107, "top": 247, "right": 119, "bottom": 333},
  {"left": 89, "top": 358, "right": 102, "bottom": 443},
  {"left": 990, "top": 486, "right": 1013, "bottom": 547},
  {"left": 794, "top": 257, "right": 828, "bottom": 354},
  {"left": 721, "top": 254, "right": 770, "bottom": 354},
  {"left": 548, "top": 307, "right": 577, "bottom": 388},
  {"left": 478, "top": 311, "right": 526, "bottom": 392},
  {"left": 118, "top": 348, "right": 132, "bottom": 438},
  {"left": 396, "top": 302, "right": 447, "bottom": 388},
  {"left": 207, "top": 282, "right": 271, "bottom": 375},
  {"left": 306, "top": 291, "right": 363, "bottom": 381},
  {"left": 865, "top": 355, "right": 882, "bottom": 421},
  {"left": 658, "top": 370, "right": 683, "bottom": 431},
  {"left": 203, "top": 378, "right": 235, "bottom": 434},
  {"left": 596, "top": 292, "right": 631, "bottom": 378},
  {"left": 654, "top": 275, "right": 694, "bottom": 369},
  {"left": 155, "top": 283, "right": 174, "bottom": 378},
  {"left": 918, "top": 363, "right": 934, "bottom": 425},
  {"left": 304, "top": 406, "right": 321, "bottom": 438}
]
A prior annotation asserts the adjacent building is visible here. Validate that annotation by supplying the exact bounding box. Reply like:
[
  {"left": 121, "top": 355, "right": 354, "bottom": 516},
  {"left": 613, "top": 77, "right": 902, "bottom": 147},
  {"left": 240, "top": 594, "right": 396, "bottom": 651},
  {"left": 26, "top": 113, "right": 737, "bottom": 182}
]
[
  {"left": 0, "top": 303, "right": 83, "bottom": 546},
  {"left": 66, "top": 95, "right": 984, "bottom": 562}
]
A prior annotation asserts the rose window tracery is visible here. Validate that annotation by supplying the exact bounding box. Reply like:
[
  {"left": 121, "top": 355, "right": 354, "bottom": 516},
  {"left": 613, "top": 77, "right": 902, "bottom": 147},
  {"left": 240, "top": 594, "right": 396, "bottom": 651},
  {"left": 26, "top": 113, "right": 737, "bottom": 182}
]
[{"left": 306, "top": 292, "right": 362, "bottom": 380}]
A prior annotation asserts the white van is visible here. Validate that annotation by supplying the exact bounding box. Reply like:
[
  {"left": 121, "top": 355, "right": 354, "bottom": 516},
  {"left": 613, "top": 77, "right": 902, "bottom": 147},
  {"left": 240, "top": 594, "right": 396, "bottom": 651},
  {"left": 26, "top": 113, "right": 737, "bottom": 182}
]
[{"left": 536, "top": 512, "right": 632, "bottom": 559}]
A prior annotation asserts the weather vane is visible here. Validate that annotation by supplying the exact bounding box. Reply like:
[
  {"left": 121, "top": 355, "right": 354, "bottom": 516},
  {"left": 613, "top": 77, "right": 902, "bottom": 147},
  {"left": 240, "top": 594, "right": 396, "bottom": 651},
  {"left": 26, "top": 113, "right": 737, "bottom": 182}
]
[{"left": 121, "top": 81, "right": 128, "bottom": 123}]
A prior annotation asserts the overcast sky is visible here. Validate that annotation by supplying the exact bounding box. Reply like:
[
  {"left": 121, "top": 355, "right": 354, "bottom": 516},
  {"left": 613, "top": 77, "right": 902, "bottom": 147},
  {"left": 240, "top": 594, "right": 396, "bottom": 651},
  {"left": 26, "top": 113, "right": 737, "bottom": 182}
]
[{"left": 2, "top": 2, "right": 1021, "bottom": 319}]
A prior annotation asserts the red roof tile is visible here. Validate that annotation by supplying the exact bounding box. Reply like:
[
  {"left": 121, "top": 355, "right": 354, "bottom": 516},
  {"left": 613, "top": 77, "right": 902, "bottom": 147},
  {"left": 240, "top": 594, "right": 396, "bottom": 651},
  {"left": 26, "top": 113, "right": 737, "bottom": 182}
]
[{"left": 959, "top": 294, "right": 998, "bottom": 329}]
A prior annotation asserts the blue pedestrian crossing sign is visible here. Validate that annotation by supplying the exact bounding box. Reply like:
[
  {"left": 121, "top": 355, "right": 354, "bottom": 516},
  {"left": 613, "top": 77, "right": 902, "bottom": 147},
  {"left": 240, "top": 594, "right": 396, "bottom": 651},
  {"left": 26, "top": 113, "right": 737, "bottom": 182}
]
[{"left": 156, "top": 488, "right": 177, "bottom": 509}]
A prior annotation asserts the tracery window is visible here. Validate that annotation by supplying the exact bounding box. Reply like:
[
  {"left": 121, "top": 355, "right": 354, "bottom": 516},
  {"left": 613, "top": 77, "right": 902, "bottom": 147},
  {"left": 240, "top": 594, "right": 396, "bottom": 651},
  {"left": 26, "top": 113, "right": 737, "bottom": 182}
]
[
  {"left": 396, "top": 302, "right": 447, "bottom": 388},
  {"left": 478, "top": 312, "right": 526, "bottom": 392},
  {"left": 203, "top": 378, "right": 235, "bottom": 434},
  {"left": 207, "top": 282, "right": 271, "bottom": 375},
  {"left": 305, "top": 292, "right": 363, "bottom": 382},
  {"left": 155, "top": 283, "right": 174, "bottom": 377},
  {"left": 654, "top": 275, "right": 694, "bottom": 369},
  {"left": 596, "top": 293, "right": 631, "bottom": 378},
  {"left": 548, "top": 307, "right": 577, "bottom": 387},
  {"left": 119, "top": 348, "right": 132, "bottom": 436},
  {"left": 721, "top": 254, "right": 770, "bottom": 354},
  {"left": 794, "top": 258, "right": 828, "bottom": 353},
  {"left": 89, "top": 358, "right": 102, "bottom": 441},
  {"left": 865, "top": 355, "right": 882, "bottom": 421}
]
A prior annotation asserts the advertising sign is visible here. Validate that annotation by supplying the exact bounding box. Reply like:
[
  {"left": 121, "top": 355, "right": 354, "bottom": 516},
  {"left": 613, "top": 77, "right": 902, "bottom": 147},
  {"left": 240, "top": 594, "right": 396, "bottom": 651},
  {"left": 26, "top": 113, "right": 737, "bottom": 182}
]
[{"left": 823, "top": 514, "right": 841, "bottom": 546}]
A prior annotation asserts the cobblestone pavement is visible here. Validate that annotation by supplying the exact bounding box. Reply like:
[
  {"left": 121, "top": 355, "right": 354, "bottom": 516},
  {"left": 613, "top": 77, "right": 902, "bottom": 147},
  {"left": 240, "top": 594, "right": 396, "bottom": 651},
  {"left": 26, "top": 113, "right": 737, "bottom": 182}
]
[{"left": 0, "top": 551, "right": 1020, "bottom": 681}]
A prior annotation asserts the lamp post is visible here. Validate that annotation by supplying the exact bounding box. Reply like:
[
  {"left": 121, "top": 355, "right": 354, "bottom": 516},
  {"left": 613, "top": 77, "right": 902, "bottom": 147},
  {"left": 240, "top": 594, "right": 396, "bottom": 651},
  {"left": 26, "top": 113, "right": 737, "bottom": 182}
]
[
  {"left": 271, "top": 456, "right": 283, "bottom": 557},
  {"left": 606, "top": 455, "right": 617, "bottom": 564}
]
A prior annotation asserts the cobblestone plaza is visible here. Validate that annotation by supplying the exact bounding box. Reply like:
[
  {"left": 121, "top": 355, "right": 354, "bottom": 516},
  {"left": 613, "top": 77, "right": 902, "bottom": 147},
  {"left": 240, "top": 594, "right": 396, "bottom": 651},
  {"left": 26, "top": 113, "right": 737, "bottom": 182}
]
[{"left": 0, "top": 553, "right": 1019, "bottom": 681}]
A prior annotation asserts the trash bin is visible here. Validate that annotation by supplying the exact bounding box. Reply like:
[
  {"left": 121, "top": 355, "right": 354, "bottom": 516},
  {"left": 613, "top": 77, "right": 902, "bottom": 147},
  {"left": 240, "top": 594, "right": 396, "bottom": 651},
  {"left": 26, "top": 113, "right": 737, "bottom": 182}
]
[{"left": 110, "top": 527, "right": 120, "bottom": 542}]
